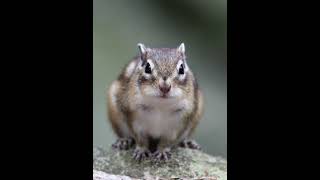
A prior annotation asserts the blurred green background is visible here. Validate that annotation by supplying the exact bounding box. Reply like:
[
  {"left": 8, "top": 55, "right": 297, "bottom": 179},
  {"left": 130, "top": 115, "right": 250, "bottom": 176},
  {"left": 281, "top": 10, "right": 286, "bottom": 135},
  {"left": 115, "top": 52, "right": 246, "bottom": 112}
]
[{"left": 93, "top": 0, "right": 227, "bottom": 158}]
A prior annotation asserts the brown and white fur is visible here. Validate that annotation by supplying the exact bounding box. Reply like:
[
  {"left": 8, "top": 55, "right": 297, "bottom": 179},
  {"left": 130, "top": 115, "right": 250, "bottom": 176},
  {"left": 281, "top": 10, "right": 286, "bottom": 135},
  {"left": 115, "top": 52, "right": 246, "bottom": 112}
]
[{"left": 107, "top": 43, "right": 203, "bottom": 161}]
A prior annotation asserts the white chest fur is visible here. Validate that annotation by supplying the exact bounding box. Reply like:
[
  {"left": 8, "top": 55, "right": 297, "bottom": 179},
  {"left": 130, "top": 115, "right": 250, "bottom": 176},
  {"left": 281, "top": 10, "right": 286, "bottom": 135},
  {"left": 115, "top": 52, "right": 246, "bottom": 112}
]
[{"left": 132, "top": 97, "right": 188, "bottom": 141}]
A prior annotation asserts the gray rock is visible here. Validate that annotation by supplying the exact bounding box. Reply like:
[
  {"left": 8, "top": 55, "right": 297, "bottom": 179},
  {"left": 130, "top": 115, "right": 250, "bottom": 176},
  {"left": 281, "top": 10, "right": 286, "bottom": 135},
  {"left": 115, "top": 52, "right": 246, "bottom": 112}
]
[
  {"left": 93, "top": 146, "right": 227, "bottom": 180},
  {"left": 93, "top": 170, "right": 137, "bottom": 180}
]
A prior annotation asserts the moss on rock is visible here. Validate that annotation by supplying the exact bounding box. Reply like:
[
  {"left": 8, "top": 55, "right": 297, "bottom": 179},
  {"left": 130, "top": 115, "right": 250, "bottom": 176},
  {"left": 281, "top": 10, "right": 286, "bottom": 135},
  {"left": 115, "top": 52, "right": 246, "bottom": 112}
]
[{"left": 93, "top": 147, "right": 227, "bottom": 179}]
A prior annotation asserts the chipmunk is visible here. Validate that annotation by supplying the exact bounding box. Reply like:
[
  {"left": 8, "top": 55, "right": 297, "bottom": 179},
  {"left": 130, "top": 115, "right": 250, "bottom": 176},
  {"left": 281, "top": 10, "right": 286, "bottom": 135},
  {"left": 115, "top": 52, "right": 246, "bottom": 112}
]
[{"left": 107, "top": 43, "right": 204, "bottom": 162}]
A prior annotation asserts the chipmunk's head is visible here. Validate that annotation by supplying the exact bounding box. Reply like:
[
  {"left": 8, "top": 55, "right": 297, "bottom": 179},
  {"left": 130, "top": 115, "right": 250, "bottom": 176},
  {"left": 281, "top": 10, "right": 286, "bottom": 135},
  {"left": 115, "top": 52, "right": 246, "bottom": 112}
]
[{"left": 136, "top": 43, "right": 194, "bottom": 99}]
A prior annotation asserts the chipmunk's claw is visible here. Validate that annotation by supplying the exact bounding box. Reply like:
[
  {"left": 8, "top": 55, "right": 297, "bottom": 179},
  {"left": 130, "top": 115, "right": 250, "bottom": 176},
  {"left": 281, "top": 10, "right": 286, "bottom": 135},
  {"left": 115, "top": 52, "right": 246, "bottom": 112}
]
[
  {"left": 132, "top": 147, "right": 151, "bottom": 161},
  {"left": 112, "top": 138, "right": 135, "bottom": 150},
  {"left": 152, "top": 148, "right": 172, "bottom": 162},
  {"left": 179, "top": 139, "right": 202, "bottom": 150}
]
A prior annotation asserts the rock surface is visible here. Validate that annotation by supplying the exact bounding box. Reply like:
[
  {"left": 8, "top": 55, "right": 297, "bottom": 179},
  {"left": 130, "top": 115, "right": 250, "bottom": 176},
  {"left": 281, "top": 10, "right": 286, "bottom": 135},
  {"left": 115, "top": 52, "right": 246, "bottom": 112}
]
[{"left": 93, "top": 146, "right": 227, "bottom": 180}]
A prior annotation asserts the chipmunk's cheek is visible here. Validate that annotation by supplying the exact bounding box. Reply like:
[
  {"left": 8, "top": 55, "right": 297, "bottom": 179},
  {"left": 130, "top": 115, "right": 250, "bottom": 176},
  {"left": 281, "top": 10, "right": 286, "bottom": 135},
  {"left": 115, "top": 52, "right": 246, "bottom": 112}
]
[
  {"left": 169, "top": 87, "right": 183, "bottom": 98},
  {"left": 142, "top": 86, "right": 158, "bottom": 97}
]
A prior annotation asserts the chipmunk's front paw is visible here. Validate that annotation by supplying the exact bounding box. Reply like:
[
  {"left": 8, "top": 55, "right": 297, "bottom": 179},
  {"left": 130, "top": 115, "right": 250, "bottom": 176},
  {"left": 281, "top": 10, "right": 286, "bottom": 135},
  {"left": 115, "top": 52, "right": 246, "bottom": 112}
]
[
  {"left": 179, "top": 139, "right": 202, "bottom": 150},
  {"left": 132, "top": 146, "right": 151, "bottom": 161},
  {"left": 153, "top": 148, "right": 172, "bottom": 162},
  {"left": 112, "top": 138, "right": 135, "bottom": 150}
]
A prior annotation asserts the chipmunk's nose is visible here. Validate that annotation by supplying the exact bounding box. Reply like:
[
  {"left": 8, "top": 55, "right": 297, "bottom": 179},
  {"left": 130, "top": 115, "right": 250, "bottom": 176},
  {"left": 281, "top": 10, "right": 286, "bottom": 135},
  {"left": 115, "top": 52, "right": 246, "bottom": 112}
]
[{"left": 159, "top": 84, "right": 171, "bottom": 94}]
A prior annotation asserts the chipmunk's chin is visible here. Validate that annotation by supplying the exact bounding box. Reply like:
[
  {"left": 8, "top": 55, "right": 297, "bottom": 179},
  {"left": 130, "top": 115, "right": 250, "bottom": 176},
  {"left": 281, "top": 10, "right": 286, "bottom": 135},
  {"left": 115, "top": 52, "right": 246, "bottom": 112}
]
[
  {"left": 159, "top": 94, "right": 170, "bottom": 99},
  {"left": 158, "top": 93, "right": 179, "bottom": 99}
]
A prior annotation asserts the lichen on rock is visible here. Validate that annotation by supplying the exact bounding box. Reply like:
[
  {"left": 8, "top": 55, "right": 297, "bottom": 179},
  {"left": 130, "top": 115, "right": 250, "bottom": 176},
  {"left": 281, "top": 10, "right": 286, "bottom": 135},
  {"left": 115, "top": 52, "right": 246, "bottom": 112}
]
[{"left": 93, "top": 146, "right": 227, "bottom": 180}]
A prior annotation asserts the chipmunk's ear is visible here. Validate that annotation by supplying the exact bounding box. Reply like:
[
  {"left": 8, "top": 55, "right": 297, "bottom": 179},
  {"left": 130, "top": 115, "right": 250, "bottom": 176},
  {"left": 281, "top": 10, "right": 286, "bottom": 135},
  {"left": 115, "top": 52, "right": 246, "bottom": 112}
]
[
  {"left": 177, "top": 43, "right": 185, "bottom": 54},
  {"left": 137, "top": 43, "right": 148, "bottom": 60}
]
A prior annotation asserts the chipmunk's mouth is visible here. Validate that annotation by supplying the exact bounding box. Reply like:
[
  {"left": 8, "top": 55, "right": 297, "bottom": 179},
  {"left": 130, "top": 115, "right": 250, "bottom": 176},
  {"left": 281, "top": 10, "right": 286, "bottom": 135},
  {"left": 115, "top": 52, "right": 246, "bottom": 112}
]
[
  {"left": 160, "top": 94, "right": 168, "bottom": 98},
  {"left": 158, "top": 93, "right": 174, "bottom": 99}
]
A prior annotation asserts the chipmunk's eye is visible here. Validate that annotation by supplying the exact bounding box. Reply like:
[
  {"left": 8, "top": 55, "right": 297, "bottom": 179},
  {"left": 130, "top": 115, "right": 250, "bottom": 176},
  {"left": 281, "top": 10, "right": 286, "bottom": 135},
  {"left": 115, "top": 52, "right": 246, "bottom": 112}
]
[
  {"left": 145, "top": 62, "right": 152, "bottom": 74},
  {"left": 178, "top": 64, "right": 184, "bottom": 75}
]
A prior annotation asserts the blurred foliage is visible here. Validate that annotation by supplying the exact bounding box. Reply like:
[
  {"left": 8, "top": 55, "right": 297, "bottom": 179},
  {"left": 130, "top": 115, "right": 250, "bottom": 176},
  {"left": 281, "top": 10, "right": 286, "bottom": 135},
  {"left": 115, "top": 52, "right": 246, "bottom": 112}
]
[{"left": 93, "top": 0, "right": 227, "bottom": 157}]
